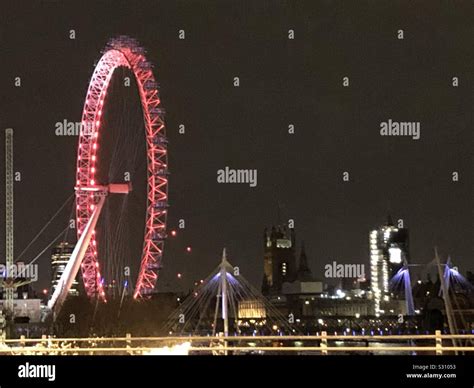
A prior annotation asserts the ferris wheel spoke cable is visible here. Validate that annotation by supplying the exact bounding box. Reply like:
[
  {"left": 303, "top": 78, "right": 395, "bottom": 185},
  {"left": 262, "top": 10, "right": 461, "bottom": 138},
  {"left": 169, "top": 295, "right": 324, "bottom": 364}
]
[
  {"left": 104, "top": 113, "right": 133, "bottom": 264},
  {"left": 103, "top": 204, "right": 113, "bottom": 285},
  {"left": 107, "top": 80, "right": 131, "bottom": 180},
  {"left": 101, "top": 110, "right": 142, "bottom": 290},
  {"left": 112, "top": 200, "right": 129, "bottom": 277},
  {"left": 102, "top": 195, "right": 131, "bottom": 289},
  {"left": 109, "top": 104, "right": 142, "bottom": 182}
]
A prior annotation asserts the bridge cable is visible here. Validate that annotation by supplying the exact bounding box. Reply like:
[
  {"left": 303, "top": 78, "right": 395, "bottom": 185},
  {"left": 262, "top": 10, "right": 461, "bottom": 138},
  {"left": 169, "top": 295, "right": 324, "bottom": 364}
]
[
  {"left": 17, "top": 225, "right": 71, "bottom": 278},
  {"left": 15, "top": 193, "right": 75, "bottom": 263}
]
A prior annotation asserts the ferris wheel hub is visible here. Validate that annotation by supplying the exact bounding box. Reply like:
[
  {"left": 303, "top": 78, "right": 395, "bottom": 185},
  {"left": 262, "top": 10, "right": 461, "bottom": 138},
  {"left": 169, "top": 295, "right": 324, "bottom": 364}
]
[{"left": 75, "top": 183, "right": 132, "bottom": 194}]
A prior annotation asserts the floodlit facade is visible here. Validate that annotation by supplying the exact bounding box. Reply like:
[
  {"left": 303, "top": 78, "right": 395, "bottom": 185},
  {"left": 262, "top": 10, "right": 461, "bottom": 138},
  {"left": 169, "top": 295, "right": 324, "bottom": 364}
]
[
  {"left": 238, "top": 300, "right": 266, "bottom": 319},
  {"left": 369, "top": 216, "right": 409, "bottom": 314},
  {"left": 51, "top": 242, "right": 79, "bottom": 297}
]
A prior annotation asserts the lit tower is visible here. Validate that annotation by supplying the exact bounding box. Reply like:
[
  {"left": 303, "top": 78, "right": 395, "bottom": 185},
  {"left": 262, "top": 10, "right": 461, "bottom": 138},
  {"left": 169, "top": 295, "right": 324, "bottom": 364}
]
[
  {"left": 262, "top": 225, "right": 296, "bottom": 295},
  {"left": 369, "top": 215, "right": 409, "bottom": 314}
]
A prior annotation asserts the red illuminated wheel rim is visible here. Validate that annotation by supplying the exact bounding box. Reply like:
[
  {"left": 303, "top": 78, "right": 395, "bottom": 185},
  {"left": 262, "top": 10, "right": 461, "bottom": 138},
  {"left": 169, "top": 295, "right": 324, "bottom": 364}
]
[{"left": 75, "top": 36, "right": 168, "bottom": 300}]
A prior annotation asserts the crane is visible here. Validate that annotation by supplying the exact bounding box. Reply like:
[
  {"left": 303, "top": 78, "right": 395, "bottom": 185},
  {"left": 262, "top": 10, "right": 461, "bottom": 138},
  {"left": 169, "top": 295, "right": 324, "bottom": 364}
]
[
  {"left": 3, "top": 128, "right": 15, "bottom": 316},
  {"left": 1, "top": 129, "right": 29, "bottom": 336}
]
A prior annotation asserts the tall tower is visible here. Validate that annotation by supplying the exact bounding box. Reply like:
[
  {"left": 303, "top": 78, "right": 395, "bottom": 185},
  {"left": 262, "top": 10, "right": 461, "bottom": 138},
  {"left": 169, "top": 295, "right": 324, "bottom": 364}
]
[
  {"left": 4, "top": 129, "right": 14, "bottom": 314},
  {"left": 262, "top": 225, "right": 296, "bottom": 294},
  {"left": 369, "top": 215, "right": 409, "bottom": 314}
]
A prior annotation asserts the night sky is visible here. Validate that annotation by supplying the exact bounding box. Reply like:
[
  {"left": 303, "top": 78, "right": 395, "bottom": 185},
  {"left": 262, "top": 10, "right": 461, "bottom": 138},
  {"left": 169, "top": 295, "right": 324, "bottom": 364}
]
[{"left": 1, "top": 1, "right": 472, "bottom": 293}]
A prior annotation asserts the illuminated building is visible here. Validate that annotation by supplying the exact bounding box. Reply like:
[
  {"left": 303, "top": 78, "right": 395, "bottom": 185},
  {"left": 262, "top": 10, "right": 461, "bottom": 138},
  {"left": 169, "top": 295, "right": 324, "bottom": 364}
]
[
  {"left": 262, "top": 226, "right": 296, "bottom": 294},
  {"left": 51, "top": 242, "right": 80, "bottom": 296},
  {"left": 369, "top": 215, "right": 409, "bottom": 314},
  {"left": 238, "top": 299, "right": 266, "bottom": 319}
]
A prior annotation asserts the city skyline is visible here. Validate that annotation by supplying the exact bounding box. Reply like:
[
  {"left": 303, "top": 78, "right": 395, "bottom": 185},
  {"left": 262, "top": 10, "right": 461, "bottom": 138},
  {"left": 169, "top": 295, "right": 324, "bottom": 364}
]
[
  {"left": 1, "top": 0, "right": 472, "bottom": 297},
  {"left": 1, "top": 2, "right": 474, "bottom": 380}
]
